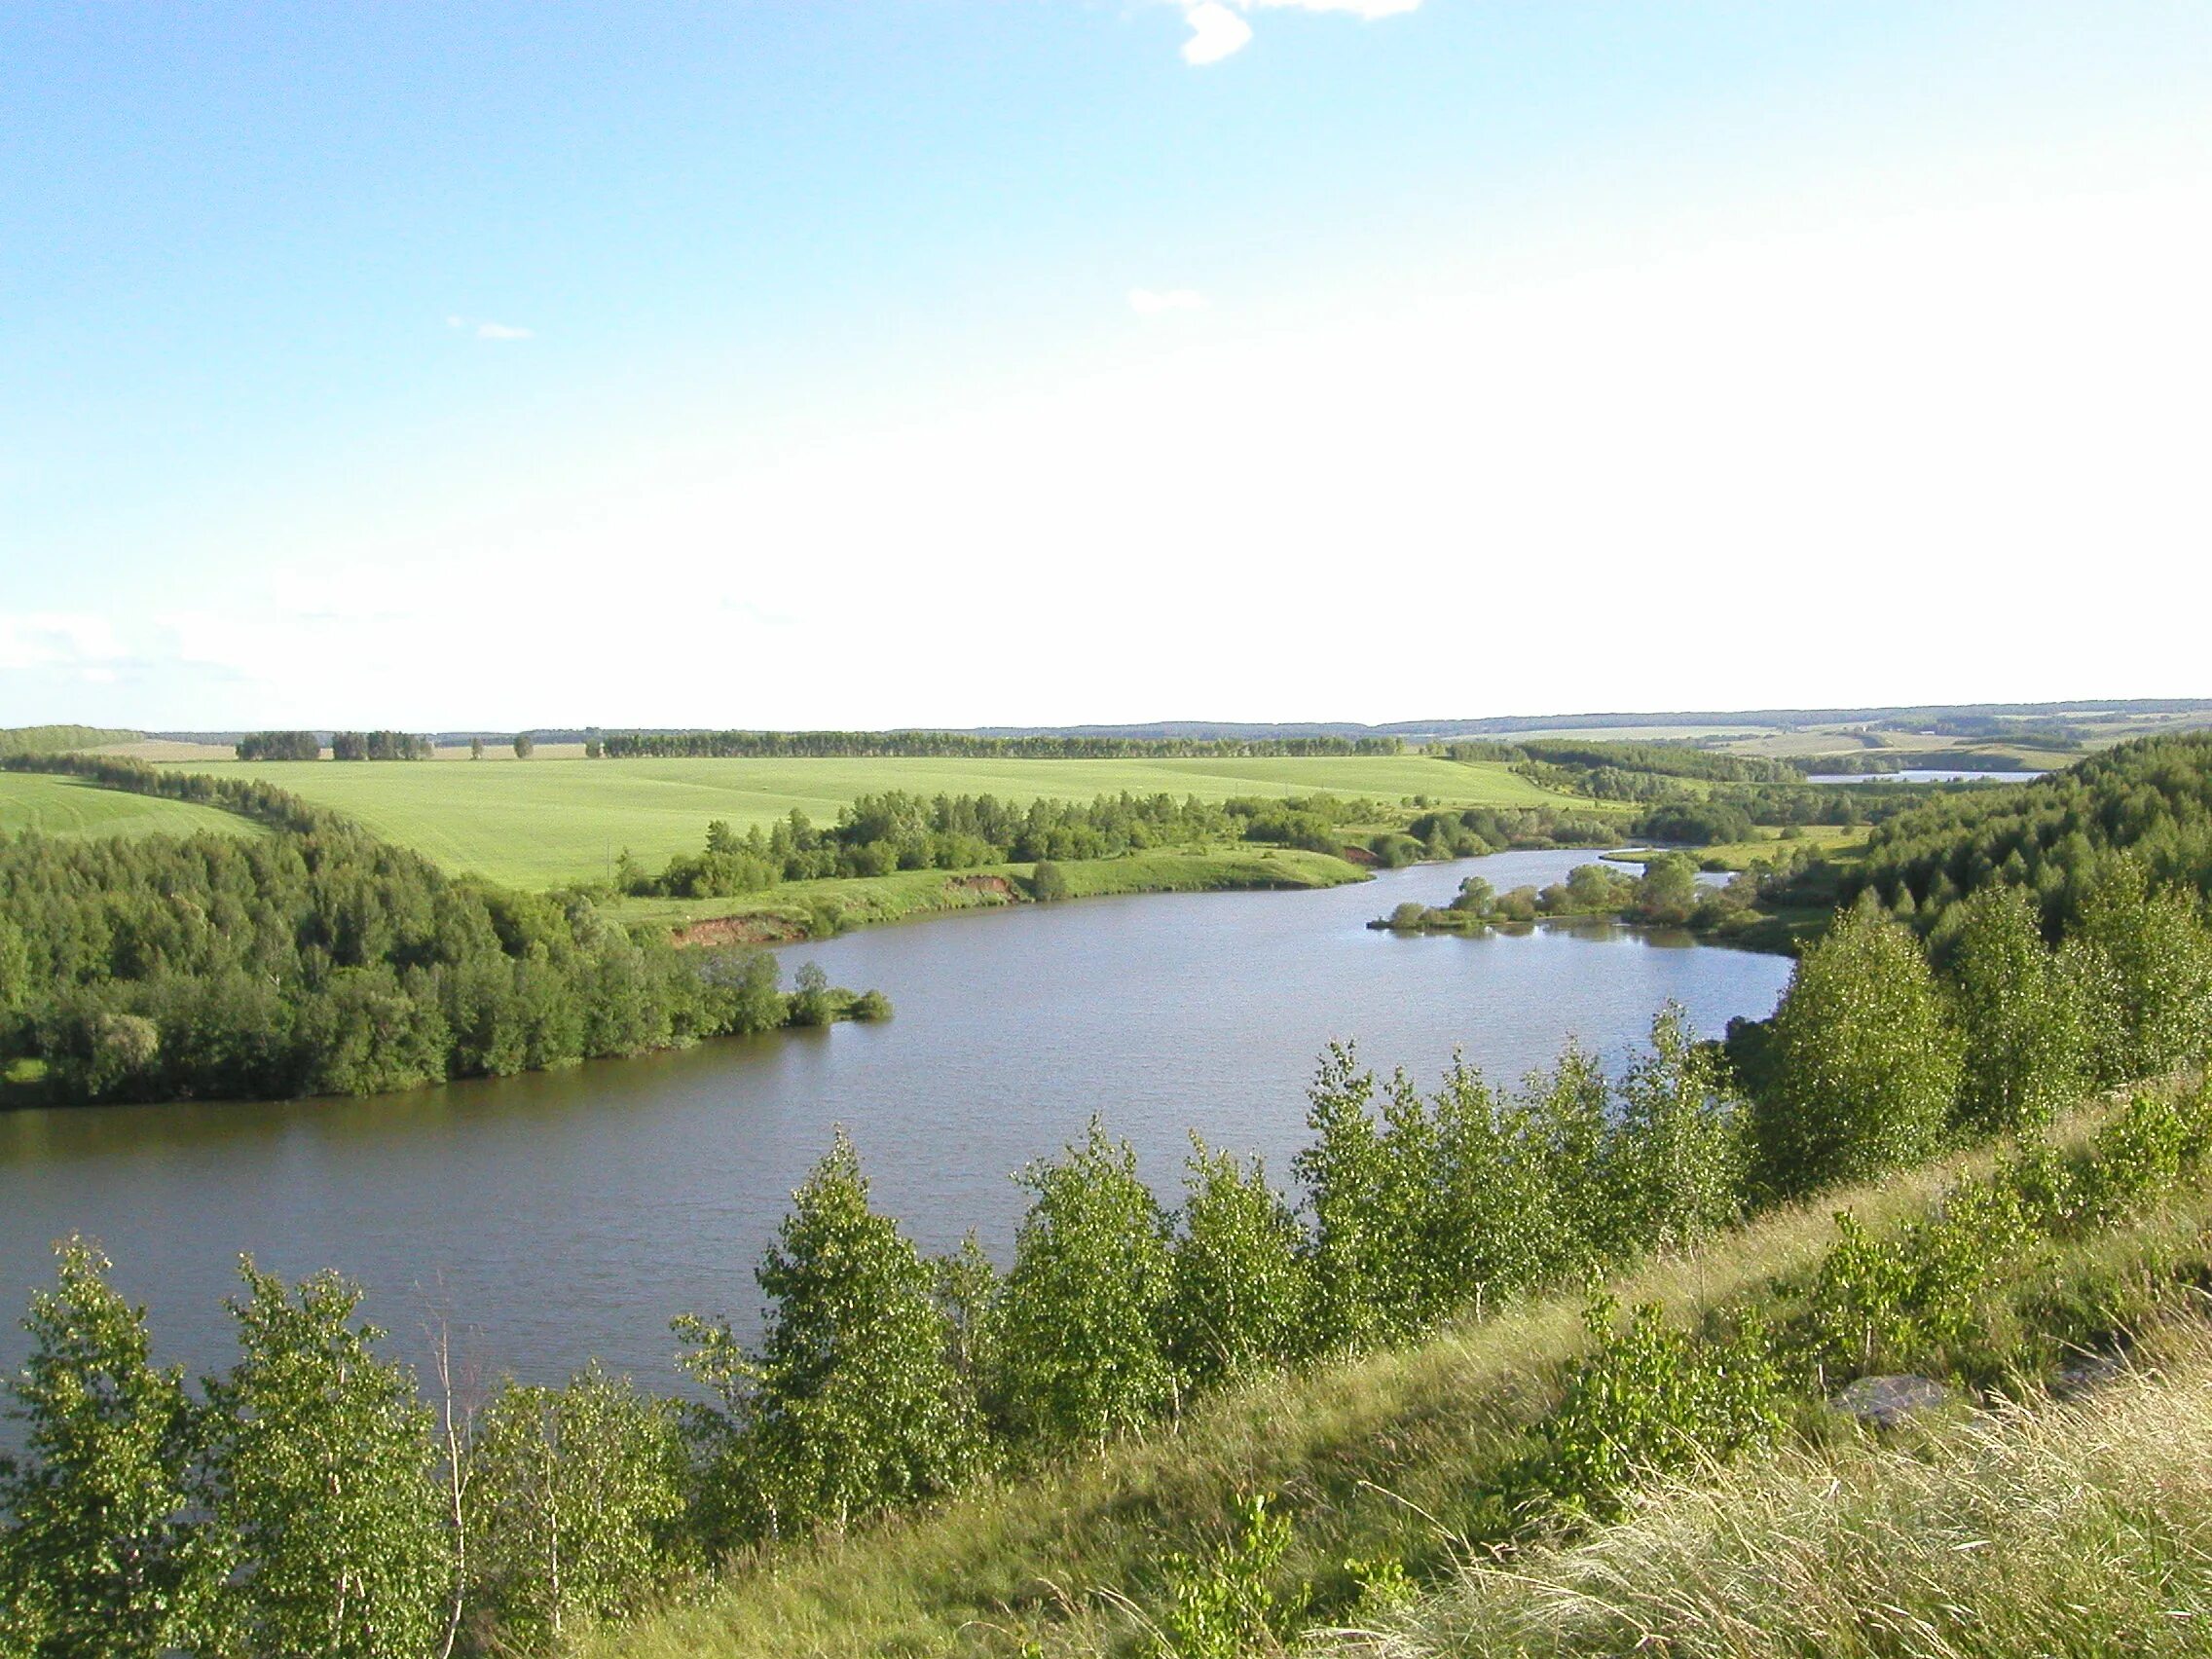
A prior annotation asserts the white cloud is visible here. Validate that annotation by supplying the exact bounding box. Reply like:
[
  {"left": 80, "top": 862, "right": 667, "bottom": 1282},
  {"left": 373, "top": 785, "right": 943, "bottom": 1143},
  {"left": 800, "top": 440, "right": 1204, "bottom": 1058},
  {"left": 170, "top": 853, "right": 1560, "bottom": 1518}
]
[
  {"left": 1180, "top": 2, "right": 1253, "bottom": 64},
  {"left": 1246, "top": 0, "right": 1422, "bottom": 16},
  {"left": 0, "top": 611, "right": 125, "bottom": 672},
  {"left": 446, "top": 314, "right": 535, "bottom": 341},
  {"left": 1128, "top": 286, "right": 1208, "bottom": 316},
  {"left": 1177, "top": 0, "right": 1419, "bottom": 63}
]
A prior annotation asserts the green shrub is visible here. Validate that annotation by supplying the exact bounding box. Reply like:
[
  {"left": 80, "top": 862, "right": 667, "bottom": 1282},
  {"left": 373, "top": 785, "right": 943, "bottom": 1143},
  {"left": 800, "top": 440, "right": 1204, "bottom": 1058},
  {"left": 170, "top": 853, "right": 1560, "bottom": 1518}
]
[
  {"left": 1153, "top": 1495, "right": 1306, "bottom": 1659},
  {"left": 1533, "top": 1298, "right": 1786, "bottom": 1521}
]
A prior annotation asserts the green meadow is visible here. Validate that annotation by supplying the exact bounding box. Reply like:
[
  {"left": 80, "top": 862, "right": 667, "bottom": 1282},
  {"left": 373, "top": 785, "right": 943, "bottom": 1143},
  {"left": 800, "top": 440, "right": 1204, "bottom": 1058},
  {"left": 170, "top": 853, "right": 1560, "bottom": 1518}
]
[
  {"left": 181, "top": 755, "right": 1577, "bottom": 888},
  {"left": 0, "top": 770, "right": 263, "bottom": 843}
]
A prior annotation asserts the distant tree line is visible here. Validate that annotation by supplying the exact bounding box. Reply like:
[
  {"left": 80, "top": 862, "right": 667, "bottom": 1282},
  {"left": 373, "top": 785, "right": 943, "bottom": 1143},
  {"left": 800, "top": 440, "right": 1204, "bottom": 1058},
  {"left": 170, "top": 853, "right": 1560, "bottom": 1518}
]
[
  {"left": 625, "top": 794, "right": 1621, "bottom": 901},
  {"left": 1902, "top": 713, "right": 2090, "bottom": 747},
  {"left": 233, "top": 731, "right": 551, "bottom": 762},
  {"left": 1441, "top": 738, "right": 1802, "bottom": 788},
  {"left": 598, "top": 729, "right": 1407, "bottom": 759},
  {"left": 0, "top": 758, "right": 881, "bottom": 1106},
  {"left": 627, "top": 791, "right": 1260, "bottom": 897},
  {"left": 330, "top": 730, "right": 435, "bottom": 761},
  {"left": 233, "top": 730, "right": 321, "bottom": 761}
]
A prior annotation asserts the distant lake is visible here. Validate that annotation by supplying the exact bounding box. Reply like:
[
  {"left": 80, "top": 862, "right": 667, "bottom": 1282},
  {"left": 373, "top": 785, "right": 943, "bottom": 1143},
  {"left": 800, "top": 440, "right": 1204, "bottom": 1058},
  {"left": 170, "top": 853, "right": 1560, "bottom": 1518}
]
[
  {"left": 0, "top": 849, "right": 1792, "bottom": 1399},
  {"left": 1806, "top": 768, "right": 2046, "bottom": 785}
]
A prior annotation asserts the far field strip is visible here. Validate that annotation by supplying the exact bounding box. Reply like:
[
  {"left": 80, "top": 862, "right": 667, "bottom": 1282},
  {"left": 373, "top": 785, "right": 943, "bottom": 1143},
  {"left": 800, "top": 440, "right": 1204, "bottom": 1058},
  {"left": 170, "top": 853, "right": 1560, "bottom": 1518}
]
[
  {"left": 183, "top": 756, "right": 1579, "bottom": 888},
  {"left": 0, "top": 772, "right": 263, "bottom": 842}
]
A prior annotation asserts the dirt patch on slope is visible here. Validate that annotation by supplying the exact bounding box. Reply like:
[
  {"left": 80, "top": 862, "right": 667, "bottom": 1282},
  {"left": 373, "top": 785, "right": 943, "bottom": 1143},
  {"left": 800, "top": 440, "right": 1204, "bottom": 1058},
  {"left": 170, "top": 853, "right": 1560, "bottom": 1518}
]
[
  {"left": 671, "top": 913, "right": 807, "bottom": 947},
  {"left": 947, "top": 873, "right": 1023, "bottom": 901}
]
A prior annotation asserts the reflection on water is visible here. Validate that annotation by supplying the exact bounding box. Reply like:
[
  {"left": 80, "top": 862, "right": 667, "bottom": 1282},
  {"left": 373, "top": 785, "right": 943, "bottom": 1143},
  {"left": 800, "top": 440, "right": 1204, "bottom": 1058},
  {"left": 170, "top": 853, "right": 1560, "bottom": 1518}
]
[{"left": 0, "top": 849, "right": 1791, "bottom": 1395}]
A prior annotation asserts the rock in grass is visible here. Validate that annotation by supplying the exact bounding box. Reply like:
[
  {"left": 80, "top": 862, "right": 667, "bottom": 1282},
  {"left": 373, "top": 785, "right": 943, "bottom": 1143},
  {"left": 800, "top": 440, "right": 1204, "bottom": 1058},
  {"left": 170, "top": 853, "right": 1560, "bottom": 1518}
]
[{"left": 1831, "top": 1374, "right": 1951, "bottom": 1428}]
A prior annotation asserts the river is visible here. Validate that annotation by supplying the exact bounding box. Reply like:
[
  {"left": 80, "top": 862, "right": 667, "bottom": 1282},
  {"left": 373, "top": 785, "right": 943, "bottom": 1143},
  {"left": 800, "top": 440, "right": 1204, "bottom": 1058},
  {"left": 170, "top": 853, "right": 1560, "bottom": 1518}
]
[{"left": 0, "top": 848, "right": 1792, "bottom": 1396}]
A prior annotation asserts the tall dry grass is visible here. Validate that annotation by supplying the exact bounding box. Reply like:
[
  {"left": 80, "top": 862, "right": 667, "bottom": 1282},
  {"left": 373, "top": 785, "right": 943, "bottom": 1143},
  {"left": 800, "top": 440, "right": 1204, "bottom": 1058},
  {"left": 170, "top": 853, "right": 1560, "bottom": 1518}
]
[{"left": 1337, "top": 1319, "right": 2212, "bottom": 1659}]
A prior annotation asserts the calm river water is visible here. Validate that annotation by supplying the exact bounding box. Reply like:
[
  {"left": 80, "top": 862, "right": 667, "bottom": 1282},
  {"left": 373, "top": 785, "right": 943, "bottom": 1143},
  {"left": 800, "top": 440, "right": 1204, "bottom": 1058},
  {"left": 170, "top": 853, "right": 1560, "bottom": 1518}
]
[{"left": 0, "top": 849, "right": 1791, "bottom": 1394}]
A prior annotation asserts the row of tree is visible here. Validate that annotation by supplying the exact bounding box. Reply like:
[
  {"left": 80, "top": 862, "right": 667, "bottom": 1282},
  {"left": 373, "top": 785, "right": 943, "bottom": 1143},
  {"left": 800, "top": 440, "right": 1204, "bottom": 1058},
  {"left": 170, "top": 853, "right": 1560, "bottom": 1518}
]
[
  {"left": 331, "top": 731, "right": 435, "bottom": 761},
  {"left": 1439, "top": 738, "right": 1802, "bottom": 789},
  {"left": 233, "top": 730, "right": 437, "bottom": 761},
  {"left": 597, "top": 729, "right": 1407, "bottom": 759},
  {"left": 623, "top": 791, "right": 1399, "bottom": 899},
  {"left": 232, "top": 730, "right": 322, "bottom": 761},
  {"left": 238, "top": 734, "right": 547, "bottom": 762},
  {"left": 626, "top": 795, "right": 1631, "bottom": 902}
]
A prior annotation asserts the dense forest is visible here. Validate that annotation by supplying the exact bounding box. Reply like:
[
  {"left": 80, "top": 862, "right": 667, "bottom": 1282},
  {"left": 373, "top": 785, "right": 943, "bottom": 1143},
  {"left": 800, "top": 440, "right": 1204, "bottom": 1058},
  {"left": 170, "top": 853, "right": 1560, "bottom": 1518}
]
[
  {"left": 0, "top": 757, "right": 880, "bottom": 1105},
  {"left": 598, "top": 728, "right": 1409, "bottom": 759},
  {"left": 1815, "top": 732, "right": 2212, "bottom": 940}
]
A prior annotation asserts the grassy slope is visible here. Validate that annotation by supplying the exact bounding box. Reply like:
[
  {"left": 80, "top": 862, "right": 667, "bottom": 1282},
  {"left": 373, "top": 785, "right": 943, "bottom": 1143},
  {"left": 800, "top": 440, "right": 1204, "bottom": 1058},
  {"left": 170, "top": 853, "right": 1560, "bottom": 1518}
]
[
  {"left": 583, "top": 1104, "right": 2187, "bottom": 1659},
  {"left": 1361, "top": 1321, "right": 2212, "bottom": 1659},
  {"left": 0, "top": 771, "right": 261, "bottom": 842},
  {"left": 0, "top": 723, "right": 142, "bottom": 757},
  {"left": 173, "top": 756, "right": 1579, "bottom": 888}
]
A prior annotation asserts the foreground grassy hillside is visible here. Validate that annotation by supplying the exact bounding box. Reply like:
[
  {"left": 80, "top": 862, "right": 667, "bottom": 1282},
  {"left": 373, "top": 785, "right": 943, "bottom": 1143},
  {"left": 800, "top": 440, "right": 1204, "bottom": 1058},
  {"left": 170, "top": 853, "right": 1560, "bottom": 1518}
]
[
  {"left": 581, "top": 1087, "right": 2212, "bottom": 1659},
  {"left": 0, "top": 770, "right": 260, "bottom": 842},
  {"left": 179, "top": 756, "right": 1579, "bottom": 888}
]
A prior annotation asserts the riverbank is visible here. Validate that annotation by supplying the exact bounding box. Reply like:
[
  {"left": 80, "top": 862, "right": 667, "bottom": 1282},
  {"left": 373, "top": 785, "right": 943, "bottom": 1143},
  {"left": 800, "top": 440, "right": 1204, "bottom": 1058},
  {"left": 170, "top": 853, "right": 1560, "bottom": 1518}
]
[{"left": 610, "top": 844, "right": 1375, "bottom": 942}]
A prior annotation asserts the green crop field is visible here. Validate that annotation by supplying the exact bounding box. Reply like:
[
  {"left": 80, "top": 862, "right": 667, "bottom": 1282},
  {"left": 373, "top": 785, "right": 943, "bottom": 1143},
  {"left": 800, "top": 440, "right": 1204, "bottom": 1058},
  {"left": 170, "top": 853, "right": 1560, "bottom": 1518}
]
[
  {"left": 171, "top": 756, "right": 1579, "bottom": 888},
  {"left": 0, "top": 772, "right": 262, "bottom": 842}
]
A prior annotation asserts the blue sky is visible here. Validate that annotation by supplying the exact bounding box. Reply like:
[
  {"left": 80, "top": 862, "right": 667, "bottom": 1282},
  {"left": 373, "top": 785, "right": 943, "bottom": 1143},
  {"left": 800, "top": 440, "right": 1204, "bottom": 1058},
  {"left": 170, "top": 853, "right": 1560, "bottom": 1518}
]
[{"left": 3, "top": 2, "right": 2208, "bottom": 729}]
